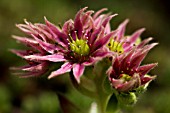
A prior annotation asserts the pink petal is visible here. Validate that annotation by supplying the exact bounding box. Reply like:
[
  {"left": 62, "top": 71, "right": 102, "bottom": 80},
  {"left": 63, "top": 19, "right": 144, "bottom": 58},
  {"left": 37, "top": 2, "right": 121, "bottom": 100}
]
[
  {"left": 44, "top": 17, "right": 68, "bottom": 46},
  {"left": 137, "top": 63, "right": 158, "bottom": 77},
  {"left": 82, "top": 10, "right": 94, "bottom": 26},
  {"left": 92, "top": 30, "right": 117, "bottom": 52},
  {"left": 141, "top": 75, "right": 156, "bottom": 85},
  {"left": 14, "top": 69, "right": 47, "bottom": 78},
  {"left": 102, "top": 14, "right": 118, "bottom": 27},
  {"left": 93, "top": 8, "right": 108, "bottom": 19},
  {"left": 10, "top": 49, "right": 29, "bottom": 57},
  {"left": 116, "top": 19, "right": 129, "bottom": 41},
  {"left": 73, "top": 64, "right": 85, "bottom": 83},
  {"left": 31, "top": 34, "right": 60, "bottom": 54},
  {"left": 83, "top": 58, "right": 96, "bottom": 66},
  {"left": 62, "top": 19, "right": 74, "bottom": 34},
  {"left": 74, "top": 7, "right": 88, "bottom": 38},
  {"left": 128, "top": 28, "right": 145, "bottom": 44},
  {"left": 11, "top": 62, "right": 48, "bottom": 72},
  {"left": 24, "top": 54, "right": 66, "bottom": 62},
  {"left": 111, "top": 78, "right": 124, "bottom": 88},
  {"left": 48, "top": 62, "right": 73, "bottom": 79},
  {"left": 12, "top": 35, "right": 44, "bottom": 53},
  {"left": 88, "top": 27, "right": 102, "bottom": 45},
  {"left": 137, "top": 37, "right": 153, "bottom": 48}
]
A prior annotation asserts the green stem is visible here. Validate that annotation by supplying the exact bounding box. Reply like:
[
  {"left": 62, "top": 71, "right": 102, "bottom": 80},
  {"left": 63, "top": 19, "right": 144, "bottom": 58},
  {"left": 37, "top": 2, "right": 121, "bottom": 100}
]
[{"left": 95, "top": 94, "right": 111, "bottom": 113}]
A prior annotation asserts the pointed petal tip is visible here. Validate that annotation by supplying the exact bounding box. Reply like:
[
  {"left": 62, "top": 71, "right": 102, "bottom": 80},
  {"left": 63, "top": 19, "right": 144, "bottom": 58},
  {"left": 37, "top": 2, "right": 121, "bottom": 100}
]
[
  {"left": 48, "top": 71, "right": 58, "bottom": 79},
  {"left": 123, "top": 19, "right": 130, "bottom": 25}
]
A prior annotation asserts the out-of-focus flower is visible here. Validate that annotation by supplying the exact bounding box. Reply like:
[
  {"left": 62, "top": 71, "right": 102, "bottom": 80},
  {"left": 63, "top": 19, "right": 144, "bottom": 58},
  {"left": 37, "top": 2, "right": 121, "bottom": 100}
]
[
  {"left": 107, "top": 19, "right": 153, "bottom": 55},
  {"left": 11, "top": 7, "right": 117, "bottom": 82},
  {"left": 10, "top": 34, "right": 50, "bottom": 77},
  {"left": 107, "top": 43, "right": 158, "bottom": 92}
]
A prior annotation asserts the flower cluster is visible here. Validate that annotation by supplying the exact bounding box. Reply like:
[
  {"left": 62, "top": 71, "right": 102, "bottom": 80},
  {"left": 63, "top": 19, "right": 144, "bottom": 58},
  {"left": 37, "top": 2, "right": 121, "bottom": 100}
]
[{"left": 11, "top": 7, "right": 157, "bottom": 92}]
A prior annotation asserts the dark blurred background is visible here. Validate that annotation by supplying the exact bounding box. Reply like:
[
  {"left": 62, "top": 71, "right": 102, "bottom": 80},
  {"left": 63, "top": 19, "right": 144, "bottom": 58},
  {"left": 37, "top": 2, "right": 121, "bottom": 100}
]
[{"left": 0, "top": 0, "right": 170, "bottom": 113}]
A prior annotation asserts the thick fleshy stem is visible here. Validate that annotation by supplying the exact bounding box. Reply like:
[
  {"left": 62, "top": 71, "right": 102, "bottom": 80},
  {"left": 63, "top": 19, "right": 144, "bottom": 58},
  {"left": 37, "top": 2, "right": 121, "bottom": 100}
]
[{"left": 70, "top": 58, "right": 119, "bottom": 113}]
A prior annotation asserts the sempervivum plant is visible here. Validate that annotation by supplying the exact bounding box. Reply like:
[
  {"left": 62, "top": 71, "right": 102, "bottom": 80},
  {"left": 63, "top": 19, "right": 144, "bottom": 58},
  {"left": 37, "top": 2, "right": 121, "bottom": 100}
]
[{"left": 11, "top": 7, "right": 158, "bottom": 113}]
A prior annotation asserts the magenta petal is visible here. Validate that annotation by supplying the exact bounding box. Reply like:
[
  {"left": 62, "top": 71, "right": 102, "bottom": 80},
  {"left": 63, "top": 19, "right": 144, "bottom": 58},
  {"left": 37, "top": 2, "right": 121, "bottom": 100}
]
[
  {"left": 93, "top": 8, "right": 108, "bottom": 19},
  {"left": 44, "top": 17, "right": 68, "bottom": 45},
  {"left": 93, "top": 30, "right": 117, "bottom": 52},
  {"left": 16, "top": 23, "right": 36, "bottom": 35},
  {"left": 111, "top": 78, "right": 124, "bottom": 88},
  {"left": 83, "top": 58, "right": 96, "bottom": 66},
  {"left": 117, "top": 73, "right": 141, "bottom": 92},
  {"left": 130, "top": 51, "right": 148, "bottom": 69},
  {"left": 120, "top": 49, "right": 135, "bottom": 71},
  {"left": 92, "top": 47, "right": 110, "bottom": 58},
  {"left": 88, "top": 27, "right": 102, "bottom": 45},
  {"left": 74, "top": 7, "right": 88, "bottom": 38},
  {"left": 102, "top": 14, "right": 117, "bottom": 27},
  {"left": 128, "top": 28, "right": 145, "bottom": 44},
  {"left": 112, "top": 58, "right": 121, "bottom": 76},
  {"left": 138, "top": 63, "right": 158, "bottom": 77},
  {"left": 15, "top": 70, "right": 47, "bottom": 78},
  {"left": 11, "top": 62, "right": 48, "bottom": 72},
  {"left": 62, "top": 19, "right": 74, "bottom": 34},
  {"left": 12, "top": 35, "right": 44, "bottom": 53},
  {"left": 141, "top": 75, "right": 156, "bottom": 85},
  {"left": 137, "top": 37, "right": 153, "bottom": 48},
  {"left": 73, "top": 64, "right": 85, "bottom": 83},
  {"left": 48, "top": 62, "right": 73, "bottom": 79},
  {"left": 31, "top": 34, "right": 59, "bottom": 54},
  {"left": 82, "top": 10, "right": 94, "bottom": 26},
  {"left": 24, "top": 54, "right": 66, "bottom": 62},
  {"left": 10, "top": 49, "right": 29, "bottom": 57},
  {"left": 116, "top": 19, "right": 129, "bottom": 41}
]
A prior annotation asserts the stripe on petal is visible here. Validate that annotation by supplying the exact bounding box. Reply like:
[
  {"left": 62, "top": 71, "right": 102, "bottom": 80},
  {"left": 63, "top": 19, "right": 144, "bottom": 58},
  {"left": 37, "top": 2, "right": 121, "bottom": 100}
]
[
  {"left": 73, "top": 64, "right": 85, "bottom": 83},
  {"left": 48, "top": 62, "right": 73, "bottom": 79}
]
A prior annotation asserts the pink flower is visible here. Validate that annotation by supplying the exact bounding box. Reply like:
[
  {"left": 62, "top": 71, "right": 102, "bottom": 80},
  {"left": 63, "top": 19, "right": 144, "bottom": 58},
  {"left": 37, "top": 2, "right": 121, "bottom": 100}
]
[
  {"left": 107, "top": 43, "right": 158, "bottom": 92},
  {"left": 11, "top": 7, "right": 117, "bottom": 83},
  {"left": 107, "top": 19, "right": 153, "bottom": 55}
]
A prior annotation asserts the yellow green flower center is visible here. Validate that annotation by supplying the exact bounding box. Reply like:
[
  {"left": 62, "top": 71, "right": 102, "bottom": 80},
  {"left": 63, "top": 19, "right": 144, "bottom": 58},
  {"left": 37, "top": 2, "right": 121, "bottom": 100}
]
[
  {"left": 107, "top": 39, "right": 124, "bottom": 54},
  {"left": 120, "top": 74, "right": 131, "bottom": 82},
  {"left": 69, "top": 34, "right": 90, "bottom": 56}
]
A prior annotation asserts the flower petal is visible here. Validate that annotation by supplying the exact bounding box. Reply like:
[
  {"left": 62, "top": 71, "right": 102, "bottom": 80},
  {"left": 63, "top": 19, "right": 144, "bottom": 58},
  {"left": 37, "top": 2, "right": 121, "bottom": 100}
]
[
  {"left": 92, "top": 30, "right": 117, "bottom": 52},
  {"left": 11, "top": 62, "right": 48, "bottom": 72},
  {"left": 31, "top": 34, "right": 61, "bottom": 54},
  {"left": 24, "top": 54, "right": 66, "bottom": 62},
  {"left": 138, "top": 63, "right": 158, "bottom": 77},
  {"left": 137, "top": 37, "right": 153, "bottom": 48},
  {"left": 73, "top": 64, "right": 85, "bottom": 83},
  {"left": 74, "top": 7, "right": 88, "bottom": 38},
  {"left": 102, "top": 14, "right": 118, "bottom": 27},
  {"left": 12, "top": 35, "right": 44, "bottom": 53},
  {"left": 128, "top": 28, "right": 145, "bottom": 44},
  {"left": 44, "top": 17, "right": 69, "bottom": 46},
  {"left": 141, "top": 75, "right": 156, "bottom": 85},
  {"left": 48, "top": 62, "right": 73, "bottom": 79},
  {"left": 116, "top": 19, "right": 129, "bottom": 41},
  {"left": 93, "top": 8, "right": 108, "bottom": 19}
]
